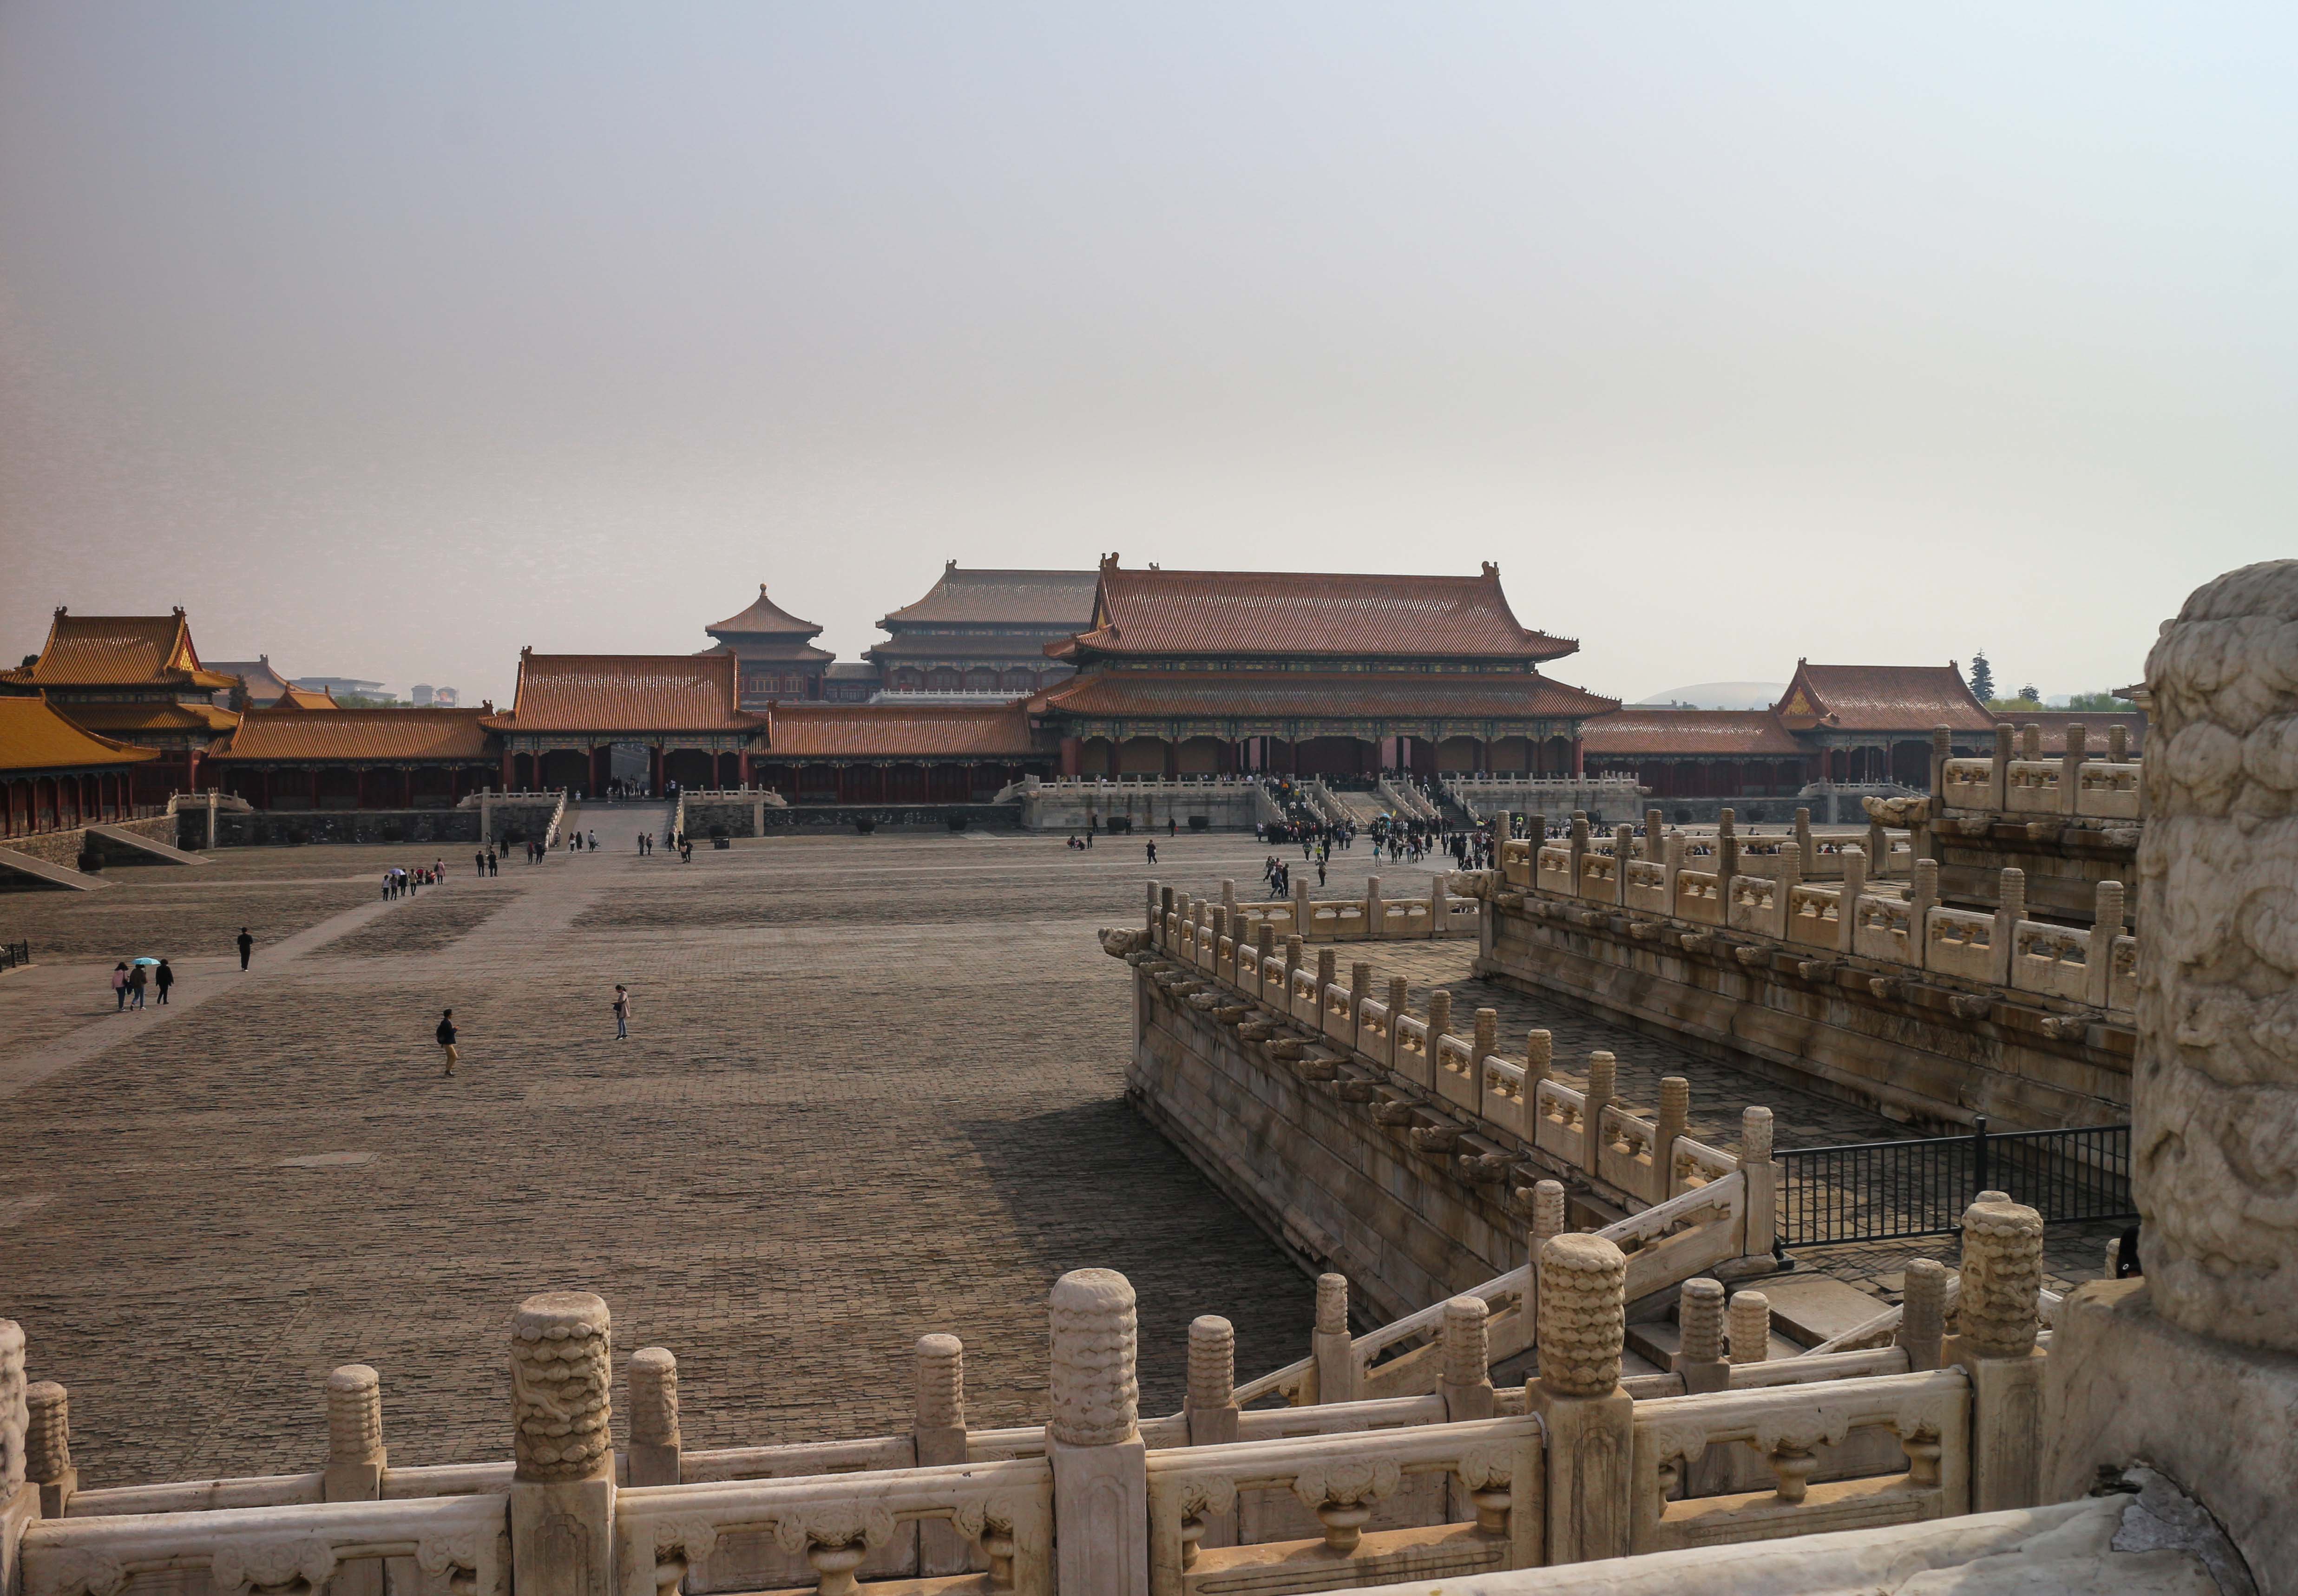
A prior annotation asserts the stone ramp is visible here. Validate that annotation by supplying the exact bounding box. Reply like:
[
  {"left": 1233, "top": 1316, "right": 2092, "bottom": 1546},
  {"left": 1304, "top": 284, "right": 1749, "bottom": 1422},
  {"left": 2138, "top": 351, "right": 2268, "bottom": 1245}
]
[
  {"left": 1331, "top": 790, "right": 1390, "bottom": 827},
  {"left": 84, "top": 823, "right": 208, "bottom": 866},
  {"left": 0, "top": 847, "right": 110, "bottom": 890}
]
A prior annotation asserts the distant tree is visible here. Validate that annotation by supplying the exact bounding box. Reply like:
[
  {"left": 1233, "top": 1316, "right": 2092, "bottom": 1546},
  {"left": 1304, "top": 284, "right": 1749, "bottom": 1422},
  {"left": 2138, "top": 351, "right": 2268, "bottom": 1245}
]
[
  {"left": 2066, "top": 690, "right": 2137, "bottom": 711},
  {"left": 1967, "top": 652, "right": 1995, "bottom": 701},
  {"left": 1988, "top": 694, "right": 2047, "bottom": 714},
  {"left": 2019, "top": 683, "right": 2039, "bottom": 702},
  {"left": 334, "top": 692, "right": 405, "bottom": 708}
]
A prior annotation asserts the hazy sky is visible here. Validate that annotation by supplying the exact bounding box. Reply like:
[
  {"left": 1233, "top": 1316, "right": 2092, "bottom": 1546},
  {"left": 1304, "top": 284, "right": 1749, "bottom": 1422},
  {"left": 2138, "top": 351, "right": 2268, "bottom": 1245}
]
[{"left": 3, "top": 4, "right": 2291, "bottom": 706}]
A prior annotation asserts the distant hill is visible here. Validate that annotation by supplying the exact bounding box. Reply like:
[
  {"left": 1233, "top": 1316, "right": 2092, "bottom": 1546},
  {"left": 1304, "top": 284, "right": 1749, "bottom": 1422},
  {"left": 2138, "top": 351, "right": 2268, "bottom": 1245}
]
[{"left": 1632, "top": 681, "right": 1789, "bottom": 712}]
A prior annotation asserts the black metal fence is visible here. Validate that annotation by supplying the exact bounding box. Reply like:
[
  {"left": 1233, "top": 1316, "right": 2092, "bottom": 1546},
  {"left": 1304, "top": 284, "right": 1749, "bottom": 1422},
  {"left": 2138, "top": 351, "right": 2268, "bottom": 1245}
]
[
  {"left": 1777, "top": 1118, "right": 2133, "bottom": 1248},
  {"left": 0, "top": 940, "right": 29, "bottom": 973}
]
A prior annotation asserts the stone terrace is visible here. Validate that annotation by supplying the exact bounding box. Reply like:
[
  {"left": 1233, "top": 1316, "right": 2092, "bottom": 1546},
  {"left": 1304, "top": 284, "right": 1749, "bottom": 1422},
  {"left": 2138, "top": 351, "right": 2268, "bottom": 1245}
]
[{"left": 0, "top": 826, "right": 2113, "bottom": 1490}]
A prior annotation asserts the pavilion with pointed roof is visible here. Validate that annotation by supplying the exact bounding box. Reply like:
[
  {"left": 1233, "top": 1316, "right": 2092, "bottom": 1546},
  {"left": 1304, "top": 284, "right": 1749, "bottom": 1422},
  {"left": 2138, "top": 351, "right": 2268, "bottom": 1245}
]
[
  {"left": 704, "top": 584, "right": 835, "bottom": 708},
  {"left": 0, "top": 607, "right": 242, "bottom": 798},
  {"left": 1034, "top": 557, "right": 1618, "bottom": 778}
]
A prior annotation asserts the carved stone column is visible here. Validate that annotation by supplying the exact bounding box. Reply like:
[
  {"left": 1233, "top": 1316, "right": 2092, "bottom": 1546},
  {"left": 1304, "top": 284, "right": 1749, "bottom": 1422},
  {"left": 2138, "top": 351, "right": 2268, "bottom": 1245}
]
[
  {"left": 1046, "top": 1269, "right": 1148, "bottom": 1596},
  {"left": 1897, "top": 1257, "right": 1948, "bottom": 1372},
  {"left": 1528, "top": 1234, "right": 1631, "bottom": 1563},
  {"left": 1581, "top": 1052, "right": 1615, "bottom": 1181},
  {"left": 509, "top": 1292, "right": 615, "bottom": 1596},
  {"left": 1183, "top": 1317, "right": 1238, "bottom": 1447},
  {"left": 1310, "top": 1274, "right": 1357, "bottom": 1404},
  {"left": 1674, "top": 1278, "right": 1729, "bottom": 1394},
  {"left": 323, "top": 1364, "right": 386, "bottom": 1501},
  {"left": 626, "top": 1347, "right": 681, "bottom": 1487},
  {"left": 0, "top": 1320, "right": 26, "bottom": 1594},
  {"left": 1439, "top": 1296, "right": 1493, "bottom": 1422},
  {"left": 1947, "top": 1194, "right": 2043, "bottom": 1511},
  {"left": 2043, "top": 566, "right": 2298, "bottom": 1590},
  {"left": 912, "top": 1335, "right": 970, "bottom": 1572},
  {"left": 1727, "top": 1290, "right": 1771, "bottom": 1365},
  {"left": 1740, "top": 1105, "right": 1777, "bottom": 1258},
  {"left": 25, "top": 1381, "right": 72, "bottom": 1518}
]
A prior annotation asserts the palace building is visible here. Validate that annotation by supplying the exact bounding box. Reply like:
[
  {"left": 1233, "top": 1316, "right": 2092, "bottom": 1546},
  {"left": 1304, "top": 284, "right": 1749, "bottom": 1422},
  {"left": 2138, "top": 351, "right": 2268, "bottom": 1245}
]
[
  {"left": 1578, "top": 661, "right": 2147, "bottom": 799},
  {"left": 205, "top": 706, "right": 498, "bottom": 810},
  {"left": 703, "top": 585, "right": 836, "bottom": 709},
  {"left": 483, "top": 650, "right": 768, "bottom": 793},
  {"left": 0, "top": 695, "right": 159, "bottom": 837},
  {"left": 864, "top": 563, "right": 1099, "bottom": 697},
  {"left": 0, "top": 608, "right": 242, "bottom": 801},
  {"left": 749, "top": 702, "right": 1045, "bottom": 804},
  {"left": 1033, "top": 559, "right": 1617, "bottom": 778}
]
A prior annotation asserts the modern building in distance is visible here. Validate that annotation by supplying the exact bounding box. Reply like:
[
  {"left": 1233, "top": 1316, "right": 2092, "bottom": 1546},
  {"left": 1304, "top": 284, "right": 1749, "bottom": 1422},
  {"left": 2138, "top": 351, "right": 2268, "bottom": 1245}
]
[
  {"left": 1035, "top": 559, "right": 1616, "bottom": 777},
  {"left": 704, "top": 585, "right": 835, "bottom": 709},
  {"left": 0, "top": 608, "right": 241, "bottom": 798},
  {"left": 865, "top": 563, "right": 1100, "bottom": 698}
]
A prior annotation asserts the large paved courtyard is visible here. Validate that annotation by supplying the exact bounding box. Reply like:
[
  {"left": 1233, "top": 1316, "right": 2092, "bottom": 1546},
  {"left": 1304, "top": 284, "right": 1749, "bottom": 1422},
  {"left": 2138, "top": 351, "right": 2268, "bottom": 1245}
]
[{"left": 0, "top": 820, "right": 2112, "bottom": 1489}]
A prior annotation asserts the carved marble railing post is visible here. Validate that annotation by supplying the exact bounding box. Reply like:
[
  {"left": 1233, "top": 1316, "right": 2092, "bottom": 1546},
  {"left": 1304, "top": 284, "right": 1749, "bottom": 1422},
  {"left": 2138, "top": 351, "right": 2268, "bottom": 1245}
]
[
  {"left": 1046, "top": 1269, "right": 1148, "bottom": 1596},
  {"left": 1310, "top": 1274, "right": 1358, "bottom": 1405},
  {"left": 1145, "top": 881, "right": 1161, "bottom": 937},
  {"left": 25, "top": 1380, "right": 72, "bottom": 1519},
  {"left": 1837, "top": 844, "right": 1867, "bottom": 954},
  {"left": 1946, "top": 1194, "right": 2043, "bottom": 1511},
  {"left": 2086, "top": 880, "right": 2126, "bottom": 1007},
  {"left": 1530, "top": 1235, "right": 1631, "bottom": 1563},
  {"left": 1652, "top": 1077, "right": 1689, "bottom": 1202},
  {"left": 1612, "top": 825, "right": 1634, "bottom": 905},
  {"left": 1566, "top": 816, "right": 1589, "bottom": 897},
  {"left": 1221, "top": 878, "right": 1237, "bottom": 922},
  {"left": 1159, "top": 886, "right": 1175, "bottom": 949},
  {"left": 1282, "top": 934, "right": 1303, "bottom": 1007},
  {"left": 1315, "top": 947, "right": 1336, "bottom": 996},
  {"left": 1365, "top": 874, "right": 1384, "bottom": 935},
  {"left": 1715, "top": 808, "right": 1739, "bottom": 904},
  {"left": 509, "top": 1292, "right": 615, "bottom": 1596},
  {"left": 1525, "top": 1179, "right": 1566, "bottom": 1329},
  {"left": 913, "top": 1335, "right": 971, "bottom": 1572},
  {"left": 1184, "top": 1316, "right": 1238, "bottom": 1446},
  {"left": 2020, "top": 723, "right": 2041, "bottom": 763},
  {"left": 1991, "top": 867, "right": 2027, "bottom": 984},
  {"left": 1581, "top": 1052, "right": 1615, "bottom": 1180},
  {"left": 1291, "top": 875, "right": 1310, "bottom": 934},
  {"left": 1525, "top": 1030, "right": 1552, "bottom": 1094},
  {"left": 1740, "top": 1106, "right": 1776, "bottom": 1257},
  {"left": 1644, "top": 808, "right": 1664, "bottom": 860},
  {"left": 0, "top": 1320, "right": 24, "bottom": 1594},
  {"left": 1988, "top": 725, "right": 2012, "bottom": 809},
  {"left": 1791, "top": 808, "right": 1812, "bottom": 876},
  {"left": 2108, "top": 722, "right": 2128, "bottom": 763},
  {"left": 323, "top": 1364, "right": 386, "bottom": 1501},
  {"left": 1348, "top": 962, "right": 1371, "bottom": 1040},
  {"left": 1255, "top": 925, "right": 1275, "bottom": 1001},
  {"left": 1427, "top": 990, "right": 1452, "bottom": 1052},
  {"left": 626, "top": 1347, "right": 681, "bottom": 1487},
  {"left": 1930, "top": 725, "right": 1953, "bottom": 800},
  {"left": 1727, "top": 1291, "right": 1771, "bottom": 1364},
  {"left": 1674, "top": 1278, "right": 1729, "bottom": 1394},
  {"left": 1908, "top": 857, "right": 1940, "bottom": 969},
  {"left": 1473, "top": 1007, "right": 1497, "bottom": 1072},
  {"left": 2059, "top": 724, "right": 2089, "bottom": 816},
  {"left": 1897, "top": 1257, "right": 1948, "bottom": 1372},
  {"left": 1440, "top": 1296, "right": 1494, "bottom": 1422}
]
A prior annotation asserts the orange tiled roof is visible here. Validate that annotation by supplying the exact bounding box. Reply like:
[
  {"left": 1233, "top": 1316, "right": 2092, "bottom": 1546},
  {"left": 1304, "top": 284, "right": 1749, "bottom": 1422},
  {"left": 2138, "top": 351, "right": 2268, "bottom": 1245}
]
[
  {"left": 59, "top": 701, "right": 242, "bottom": 736},
  {"left": 488, "top": 652, "right": 763, "bottom": 734},
  {"left": 1050, "top": 561, "right": 1578, "bottom": 662},
  {"left": 1580, "top": 708, "right": 1807, "bottom": 757},
  {"left": 1776, "top": 663, "right": 1993, "bottom": 733},
  {"left": 879, "top": 565, "right": 1102, "bottom": 628},
  {"left": 1038, "top": 670, "right": 1616, "bottom": 721},
  {"left": 707, "top": 584, "right": 825, "bottom": 640},
  {"left": 271, "top": 685, "right": 338, "bottom": 710},
  {"left": 763, "top": 703, "right": 1041, "bottom": 758},
  {"left": 213, "top": 707, "right": 496, "bottom": 763},
  {"left": 0, "top": 696, "right": 160, "bottom": 774},
  {"left": 3, "top": 608, "right": 239, "bottom": 692}
]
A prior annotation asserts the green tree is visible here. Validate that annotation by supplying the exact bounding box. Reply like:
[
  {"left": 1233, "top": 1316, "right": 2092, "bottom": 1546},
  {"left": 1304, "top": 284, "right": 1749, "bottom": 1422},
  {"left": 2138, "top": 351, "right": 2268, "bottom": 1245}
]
[
  {"left": 2066, "top": 690, "right": 2136, "bottom": 711},
  {"left": 1967, "top": 652, "right": 1994, "bottom": 701}
]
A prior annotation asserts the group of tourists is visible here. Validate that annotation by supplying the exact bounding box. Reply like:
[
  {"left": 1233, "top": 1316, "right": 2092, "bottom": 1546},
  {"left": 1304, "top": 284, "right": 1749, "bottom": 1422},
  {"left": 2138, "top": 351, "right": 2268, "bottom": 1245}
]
[
  {"left": 381, "top": 862, "right": 446, "bottom": 900},
  {"left": 108, "top": 957, "right": 171, "bottom": 1009},
  {"left": 469, "top": 849, "right": 502, "bottom": 876},
  {"left": 637, "top": 830, "right": 691, "bottom": 860},
  {"left": 1065, "top": 832, "right": 1096, "bottom": 850},
  {"left": 1261, "top": 855, "right": 1293, "bottom": 899}
]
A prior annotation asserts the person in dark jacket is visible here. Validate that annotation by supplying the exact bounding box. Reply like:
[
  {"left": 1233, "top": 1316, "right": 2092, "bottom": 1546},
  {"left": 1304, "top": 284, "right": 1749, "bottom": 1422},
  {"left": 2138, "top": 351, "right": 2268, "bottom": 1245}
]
[
  {"left": 437, "top": 1008, "right": 459, "bottom": 1075},
  {"left": 154, "top": 958, "right": 174, "bottom": 1005},
  {"left": 236, "top": 927, "right": 254, "bottom": 970}
]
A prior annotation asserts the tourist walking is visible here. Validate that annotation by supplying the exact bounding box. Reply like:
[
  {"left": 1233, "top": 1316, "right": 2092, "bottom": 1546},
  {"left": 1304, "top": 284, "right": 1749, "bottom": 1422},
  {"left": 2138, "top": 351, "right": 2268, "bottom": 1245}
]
[
  {"left": 236, "top": 927, "right": 254, "bottom": 970},
  {"left": 436, "top": 1008, "right": 459, "bottom": 1075},
  {"left": 154, "top": 958, "right": 173, "bottom": 1005},
  {"left": 486, "top": 848, "right": 499, "bottom": 876},
  {"left": 127, "top": 961, "right": 147, "bottom": 1009},
  {"left": 474, "top": 850, "right": 486, "bottom": 876},
  {"left": 613, "top": 984, "right": 630, "bottom": 1040},
  {"left": 1145, "top": 840, "right": 1157, "bottom": 864},
  {"left": 111, "top": 962, "right": 129, "bottom": 1010}
]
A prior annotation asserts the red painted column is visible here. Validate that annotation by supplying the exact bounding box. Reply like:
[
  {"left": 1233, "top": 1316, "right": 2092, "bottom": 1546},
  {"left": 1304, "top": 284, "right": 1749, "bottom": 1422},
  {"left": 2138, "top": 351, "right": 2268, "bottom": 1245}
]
[
  {"left": 1060, "top": 737, "right": 1080, "bottom": 776},
  {"left": 1571, "top": 736, "right": 1585, "bottom": 777}
]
